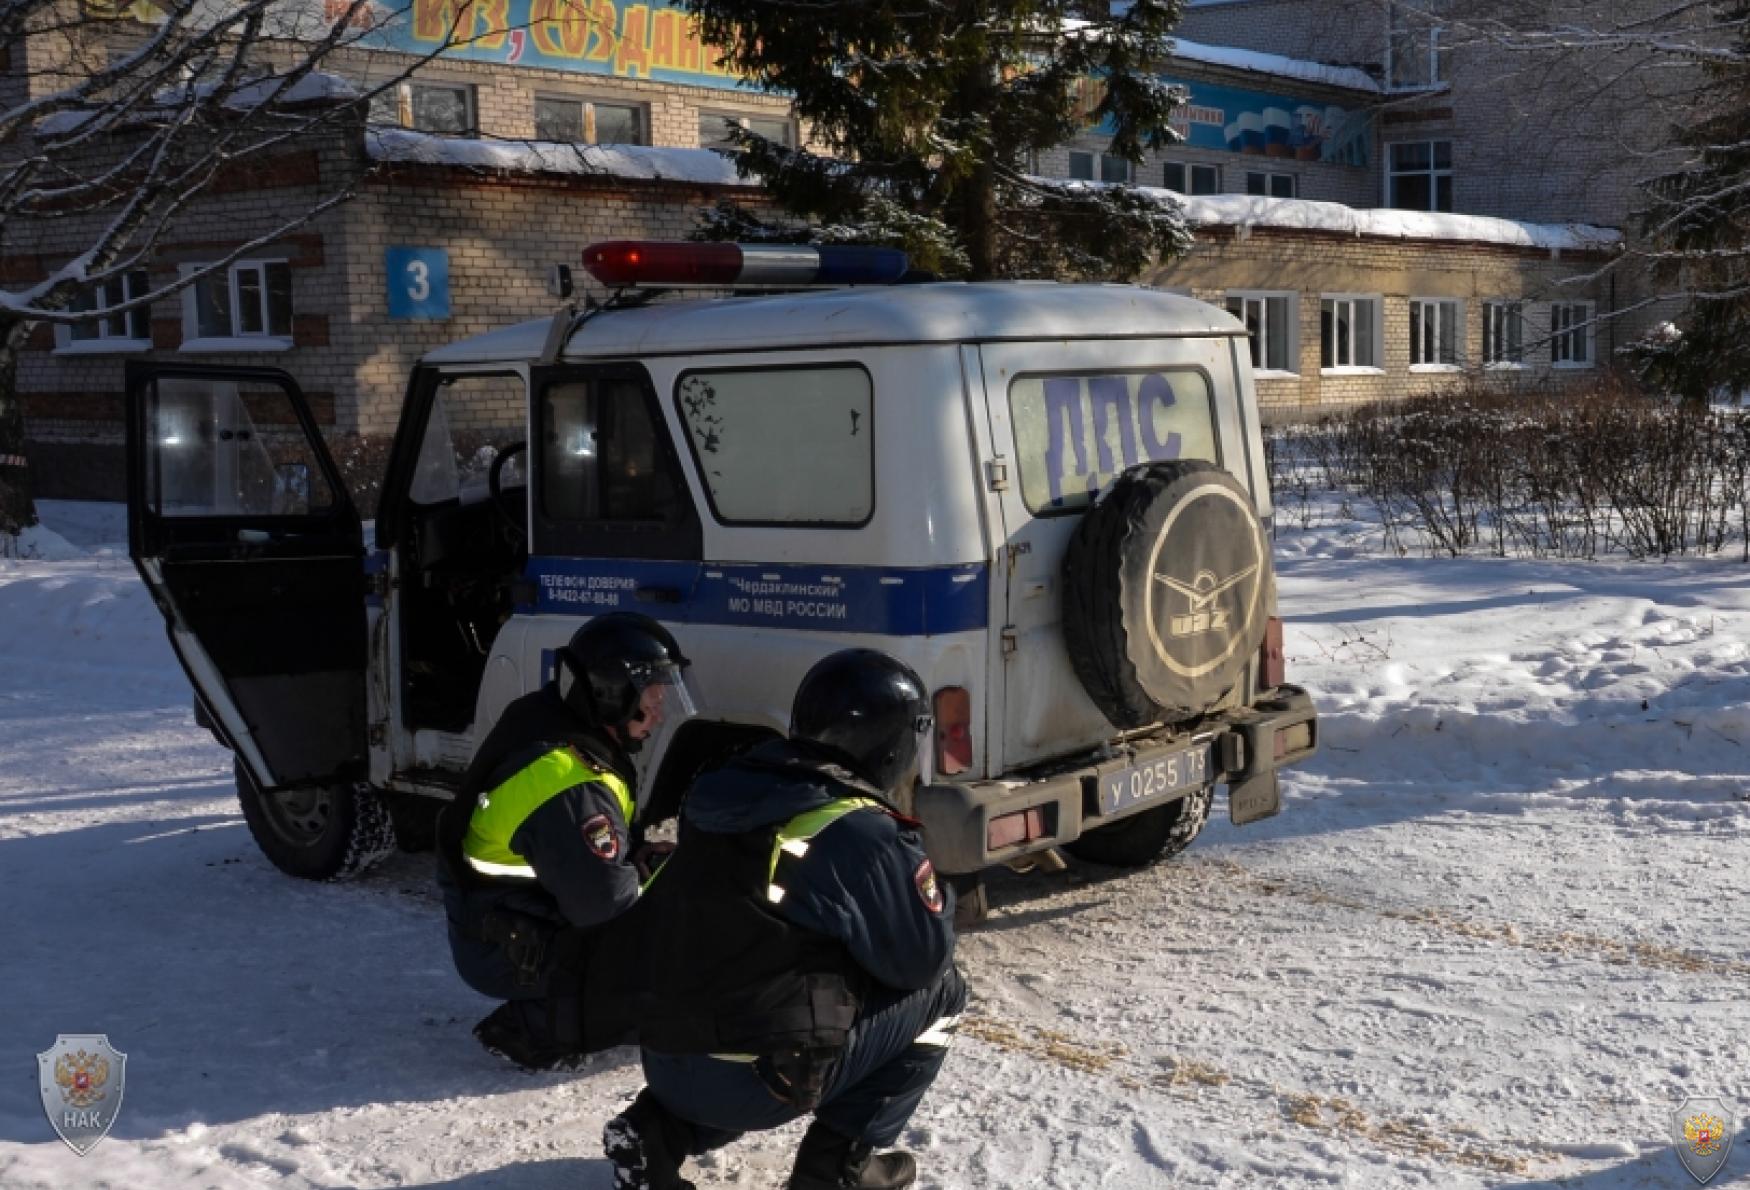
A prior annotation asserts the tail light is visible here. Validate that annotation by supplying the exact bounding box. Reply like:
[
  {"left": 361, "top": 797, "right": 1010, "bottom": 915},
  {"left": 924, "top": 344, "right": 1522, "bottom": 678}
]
[
  {"left": 934, "top": 686, "right": 972, "bottom": 776},
  {"left": 1259, "top": 616, "right": 1285, "bottom": 689}
]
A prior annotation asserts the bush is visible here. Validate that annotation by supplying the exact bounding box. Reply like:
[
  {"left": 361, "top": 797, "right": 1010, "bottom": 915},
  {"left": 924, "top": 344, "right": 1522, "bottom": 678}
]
[{"left": 1267, "top": 378, "right": 1750, "bottom": 561}]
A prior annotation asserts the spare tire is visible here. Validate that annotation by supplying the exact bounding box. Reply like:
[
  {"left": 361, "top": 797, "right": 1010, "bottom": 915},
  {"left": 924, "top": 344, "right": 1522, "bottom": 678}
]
[{"left": 1063, "top": 460, "right": 1273, "bottom": 729}]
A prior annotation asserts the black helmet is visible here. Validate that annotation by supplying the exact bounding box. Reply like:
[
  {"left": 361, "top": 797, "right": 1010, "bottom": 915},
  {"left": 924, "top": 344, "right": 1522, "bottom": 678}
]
[
  {"left": 556, "top": 613, "right": 693, "bottom": 737},
  {"left": 791, "top": 649, "right": 931, "bottom": 793}
]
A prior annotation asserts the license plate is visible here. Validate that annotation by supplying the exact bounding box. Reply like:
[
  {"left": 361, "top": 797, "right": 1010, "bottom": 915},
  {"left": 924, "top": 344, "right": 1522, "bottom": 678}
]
[{"left": 1097, "top": 743, "right": 1212, "bottom": 816}]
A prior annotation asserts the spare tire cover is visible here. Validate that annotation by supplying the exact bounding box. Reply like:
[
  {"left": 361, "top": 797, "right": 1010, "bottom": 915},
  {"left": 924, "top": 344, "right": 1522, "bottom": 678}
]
[{"left": 1062, "top": 460, "right": 1274, "bottom": 729}]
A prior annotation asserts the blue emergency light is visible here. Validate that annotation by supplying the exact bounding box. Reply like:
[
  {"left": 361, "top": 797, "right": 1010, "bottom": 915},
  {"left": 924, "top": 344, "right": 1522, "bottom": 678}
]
[{"left": 581, "top": 241, "right": 909, "bottom": 289}]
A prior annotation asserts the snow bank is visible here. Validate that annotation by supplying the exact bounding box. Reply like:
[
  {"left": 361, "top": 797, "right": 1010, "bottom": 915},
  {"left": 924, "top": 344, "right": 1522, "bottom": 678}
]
[
  {"left": 38, "top": 72, "right": 360, "bottom": 136},
  {"left": 1172, "top": 193, "right": 1621, "bottom": 252},
  {"left": 366, "top": 128, "right": 754, "bottom": 188},
  {"left": 1169, "top": 37, "right": 1382, "bottom": 93}
]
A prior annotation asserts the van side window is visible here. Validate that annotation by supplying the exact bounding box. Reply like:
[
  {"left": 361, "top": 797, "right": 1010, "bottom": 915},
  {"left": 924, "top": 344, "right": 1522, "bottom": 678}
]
[
  {"left": 674, "top": 365, "right": 874, "bottom": 526},
  {"left": 1008, "top": 370, "right": 1219, "bottom": 514},
  {"left": 408, "top": 375, "right": 528, "bottom": 507},
  {"left": 542, "top": 377, "right": 681, "bottom": 524}
]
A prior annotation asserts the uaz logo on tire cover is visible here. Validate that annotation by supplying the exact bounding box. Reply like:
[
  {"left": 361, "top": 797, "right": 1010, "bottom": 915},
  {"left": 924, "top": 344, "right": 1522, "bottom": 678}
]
[{"left": 1143, "top": 483, "right": 1266, "bottom": 678}]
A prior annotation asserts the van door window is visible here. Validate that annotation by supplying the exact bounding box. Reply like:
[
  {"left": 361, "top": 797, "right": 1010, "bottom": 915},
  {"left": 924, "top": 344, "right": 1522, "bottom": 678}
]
[
  {"left": 531, "top": 366, "right": 701, "bottom": 560},
  {"left": 410, "top": 374, "right": 527, "bottom": 508},
  {"left": 674, "top": 365, "right": 873, "bottom": 526},
  {"left": 1008, "top": 369, "right": 1219, "bottom": 514},
  {"left": 146, "top": 377, "right": 336, "bottom": 517}
]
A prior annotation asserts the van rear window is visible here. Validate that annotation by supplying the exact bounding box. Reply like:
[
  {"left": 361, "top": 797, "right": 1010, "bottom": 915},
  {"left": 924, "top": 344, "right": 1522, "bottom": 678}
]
[
  {"left": 675, "top": 365, "right": 874, "bottom": 526},
  {"left": 1008, "top": 370, "right": 1218, "bottom": 514}
]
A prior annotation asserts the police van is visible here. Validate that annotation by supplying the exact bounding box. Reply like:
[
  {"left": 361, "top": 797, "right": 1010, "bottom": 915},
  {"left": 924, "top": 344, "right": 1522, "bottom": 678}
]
[{"left": 125, "top": 241, "right": 1317, "bottom": 897}]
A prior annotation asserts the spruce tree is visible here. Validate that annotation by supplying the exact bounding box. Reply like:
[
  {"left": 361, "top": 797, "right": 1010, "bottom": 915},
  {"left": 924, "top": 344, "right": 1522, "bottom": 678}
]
[
  {"left": 1633, "top": 0, "right": 1750, "bottom": 401},
  {"left": 684, "top": 0, "right": 1193, "bottom": 280}
]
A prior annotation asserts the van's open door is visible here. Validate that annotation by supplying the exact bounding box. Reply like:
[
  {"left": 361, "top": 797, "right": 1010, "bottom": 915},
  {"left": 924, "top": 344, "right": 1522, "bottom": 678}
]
[{"left": 125, "top": 363, "right": 367, "bottom": 792}]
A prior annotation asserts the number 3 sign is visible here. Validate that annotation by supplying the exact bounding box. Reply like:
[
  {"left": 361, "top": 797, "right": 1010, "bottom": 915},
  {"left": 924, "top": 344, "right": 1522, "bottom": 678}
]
[{"left": 386, "top": 247, "right": 451, "bottom": 320}]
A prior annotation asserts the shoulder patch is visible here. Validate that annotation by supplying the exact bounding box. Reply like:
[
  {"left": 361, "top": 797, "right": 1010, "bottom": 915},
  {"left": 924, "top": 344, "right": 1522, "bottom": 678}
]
[
  {"left": 914, "top": 858, "right": 944, "bottom": 914},
  {"left": 581, "top": 814, "right": 621, "bottom": 861}
]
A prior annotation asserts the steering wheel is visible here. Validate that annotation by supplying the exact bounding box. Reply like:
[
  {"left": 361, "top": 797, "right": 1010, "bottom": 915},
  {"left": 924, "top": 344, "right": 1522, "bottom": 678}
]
[{"left": 487, "top": 441, "right": 529, "bottom": 541}]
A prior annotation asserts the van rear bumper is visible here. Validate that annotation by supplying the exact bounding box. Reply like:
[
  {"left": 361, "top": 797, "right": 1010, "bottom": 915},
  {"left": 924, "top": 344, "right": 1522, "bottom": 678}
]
[{"left": 914, "top": 685, "right": 1318, "bottom": 874}]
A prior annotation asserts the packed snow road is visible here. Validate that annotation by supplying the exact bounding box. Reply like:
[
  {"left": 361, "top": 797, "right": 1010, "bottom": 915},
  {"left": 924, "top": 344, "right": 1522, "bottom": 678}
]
[{"left": 1, "top": 504, "right": 1746, "bottom": 1188}]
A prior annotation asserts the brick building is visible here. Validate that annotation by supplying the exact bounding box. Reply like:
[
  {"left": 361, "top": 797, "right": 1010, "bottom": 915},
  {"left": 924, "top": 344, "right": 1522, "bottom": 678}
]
[{"left": 13, "top": 1, "right": 1655, "bottom": 495}]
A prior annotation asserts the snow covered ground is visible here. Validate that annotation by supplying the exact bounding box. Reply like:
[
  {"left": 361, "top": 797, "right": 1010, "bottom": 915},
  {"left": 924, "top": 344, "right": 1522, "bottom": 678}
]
[{"left": 2, "top": 501, "right": 1747, "bottom": 1188}]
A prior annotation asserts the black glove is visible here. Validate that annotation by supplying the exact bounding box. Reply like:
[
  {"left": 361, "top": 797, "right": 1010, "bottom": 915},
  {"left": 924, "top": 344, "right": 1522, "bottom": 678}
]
[{"left": 480, "top": 909, "right": 558, "bottom": 987}]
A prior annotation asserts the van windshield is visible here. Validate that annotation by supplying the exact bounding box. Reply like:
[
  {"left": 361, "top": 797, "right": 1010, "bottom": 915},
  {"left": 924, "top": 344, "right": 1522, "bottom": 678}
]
[{"left": 1008, "top": 369, "right": 1219, "bottom": 514}]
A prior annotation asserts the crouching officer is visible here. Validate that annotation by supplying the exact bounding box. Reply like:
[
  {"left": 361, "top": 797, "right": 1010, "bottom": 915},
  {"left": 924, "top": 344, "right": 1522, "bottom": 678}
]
[
  {"left": 436, "top": 612, "right": 695, "bottom": 1071},
  {"left": 603, "top": 649, "right": 966, "bottom": 1190}
]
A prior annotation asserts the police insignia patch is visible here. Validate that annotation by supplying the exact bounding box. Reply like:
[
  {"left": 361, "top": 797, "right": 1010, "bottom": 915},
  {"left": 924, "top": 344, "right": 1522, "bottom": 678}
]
[
  {"left": 914, "top": 858, "right": 944, "bottom": 913},
  {"left": 582, "top": 814, "right": 620, "bottom": 860}
]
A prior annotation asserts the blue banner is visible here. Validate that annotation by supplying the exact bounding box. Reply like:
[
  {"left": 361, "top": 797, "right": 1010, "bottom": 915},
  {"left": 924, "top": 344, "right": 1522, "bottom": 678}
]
[{"left": 520, "top": 557, "right": 990, "bottom": 635}]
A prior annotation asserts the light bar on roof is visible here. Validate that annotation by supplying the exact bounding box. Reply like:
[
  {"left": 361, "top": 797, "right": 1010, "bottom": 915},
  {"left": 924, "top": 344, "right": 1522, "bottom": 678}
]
[{"left": 581, "top": 240, "right": 909, "bottom": 288}]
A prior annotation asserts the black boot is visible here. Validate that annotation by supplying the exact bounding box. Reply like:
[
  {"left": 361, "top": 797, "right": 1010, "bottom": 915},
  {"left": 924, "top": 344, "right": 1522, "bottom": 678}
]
[
  {"left": 602, "top": 1089, "right": 697, "bottom": 1190},
  {"left": 471, "top": 1003, "right": 587, "bottom": 1073},
  {"left": 788, "top": 1119, "right": 917, "bottom": 1190}
]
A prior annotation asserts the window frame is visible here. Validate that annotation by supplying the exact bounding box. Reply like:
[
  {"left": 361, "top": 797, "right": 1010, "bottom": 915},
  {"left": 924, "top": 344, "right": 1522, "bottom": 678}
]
[
  {"left": 1409, "top": 297, "right": 1465, "bottom": 370},
  {"left": 1099, "top": 152, "right": 1133, "bottom": 183},
  {"left": 1163, "top": 161, "right": 1220, "bottom": 195},
  {"left": 535, "top": 94, "right": 648, "bottom": 145},
  {"left": 671, "top": 360, "right": 877, "bottom": 530},
  {"left": 1387, "top": 139, "right": 1453, "bottom": 212},
  {"left": 530, "top": 362, "right": 703, "bottom": 560},
  {"left": 1482, "top": 300, "right": 1526, "bottom": 368},
  {"left": 370, "top": 79, "right": 477, "bottom": 136},
  {"left": 1226, "top": 290, "right": 1299, "bottom": 377},
  {"left": 699, "top": 109, "right": 795, "bottom": 150},
  {"left": 1246, "top": 170, "right": 1297, "bottom": 199},
  {"left": 1387, "top": 3, "right": 1448, "bottom": 92},
  {"left": 1068, "top": 149, "right": 1094, "bottom": 181},
  {"left": 1320, "top": 294, "right": 1383, "bottom": 373},
  {"left": 178, "top": 259, "right": 294, "bottom": 353},
  {"left": 56, "top": 270, "right": 152, "bottom": 353},
  {"left": 1550, "top": 301, "right": 1595, "bottom": 368}
]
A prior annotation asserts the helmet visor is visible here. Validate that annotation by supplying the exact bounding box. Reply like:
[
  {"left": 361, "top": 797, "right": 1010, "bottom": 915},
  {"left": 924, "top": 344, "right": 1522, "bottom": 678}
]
[{"left": 628, "top": 661, "right": 698, "bottom": 731}]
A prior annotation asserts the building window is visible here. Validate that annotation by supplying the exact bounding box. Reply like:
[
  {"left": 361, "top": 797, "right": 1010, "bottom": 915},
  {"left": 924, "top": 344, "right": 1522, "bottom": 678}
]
[
  {"left": 700, "top": 111, "right": 794, "bottom": 150},
  {"left": 1072, "top": 151, "right": 1131, "bottom": 182},
  {"left": 535, "top": 96, "right": 646, "bottom": 145},
  {"left": 1321, "top": 296, "right": 1380, "bottom": 370},
  {"left": 1246, "top": 171, "right": 1296, "bottom": 199},
  {"left": 1410, "top": 298, "right": 1463, "bottom": 367},
  {"left": 371, "top": 81, "right": 476, "bottom": 135},
  {"left": 63, "top": 271, "right": 151, "bottom": 347},
  {"left": 1164, "top": 162, "right": 1220, "bottom": 195},
  {"left": 183, "top": 261, "right": 293, "bottom": 347},
  {"left": 1226, "top": 292, "right": 1297, "bottom": 374},
  {"left": 1389, "top": 140, "right": 1452, "bottom": 212},
  {"left": 1551, "top": 302, "right": 1594, "bottom": 367},
  {"left": 1482, "top": 301, "right": 1524, "bottom": 365},
  {"left": 1389, "top": 2, "right": 1448, "bottom": 90}
]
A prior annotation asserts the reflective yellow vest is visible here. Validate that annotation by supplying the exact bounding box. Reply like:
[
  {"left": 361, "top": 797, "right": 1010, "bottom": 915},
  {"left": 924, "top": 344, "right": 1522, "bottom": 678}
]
[{"left": 461, "top": 746, "right": 635, "bottom": 880}]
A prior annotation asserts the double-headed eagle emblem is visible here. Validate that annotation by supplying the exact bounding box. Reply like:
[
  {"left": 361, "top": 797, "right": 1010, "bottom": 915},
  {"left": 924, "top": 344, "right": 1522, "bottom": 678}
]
[{"left": 54, "top": 1049, "right": 111, "bottom": 1110}]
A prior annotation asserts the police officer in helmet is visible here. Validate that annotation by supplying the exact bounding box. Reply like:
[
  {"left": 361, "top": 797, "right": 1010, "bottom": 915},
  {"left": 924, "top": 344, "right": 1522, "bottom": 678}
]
[
  {"left": 604, "top": 648, "right": 966, "bottom": 1190},
  {"left": 436, "top": 611, "right": 696, "bottom": 1071}
]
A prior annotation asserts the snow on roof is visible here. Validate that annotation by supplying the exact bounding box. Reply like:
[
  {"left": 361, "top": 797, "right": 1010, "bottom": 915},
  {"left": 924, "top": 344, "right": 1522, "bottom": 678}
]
[
  {"left": 365, "top": 128, "right": 754, "bottom": 188},
  {"left": 1167, "top": 37, "right": 1382, "bottom": 94},
  {"left": 1048, "top": 180, "right": 1620, "bottom": 252},
  {"left": 38, "top": 72, "right": 361, "bottom": 136}
]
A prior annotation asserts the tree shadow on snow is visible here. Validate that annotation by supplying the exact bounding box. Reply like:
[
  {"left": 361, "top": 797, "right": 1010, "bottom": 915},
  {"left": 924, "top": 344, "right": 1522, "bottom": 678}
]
[{"left": 0, "top": 810, "right": 640, "bottom": 1136}]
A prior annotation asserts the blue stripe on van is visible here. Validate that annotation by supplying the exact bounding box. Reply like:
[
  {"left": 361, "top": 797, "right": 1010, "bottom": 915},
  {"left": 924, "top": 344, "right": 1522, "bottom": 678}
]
[{"left": 519, "top": 557, "right": 989, "bottom": 636}]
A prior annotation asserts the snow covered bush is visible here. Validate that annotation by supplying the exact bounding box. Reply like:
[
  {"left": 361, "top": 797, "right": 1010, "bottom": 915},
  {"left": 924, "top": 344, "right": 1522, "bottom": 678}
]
[{"left": 1268, "top": 380, "right": 1750, "bottom": 561}]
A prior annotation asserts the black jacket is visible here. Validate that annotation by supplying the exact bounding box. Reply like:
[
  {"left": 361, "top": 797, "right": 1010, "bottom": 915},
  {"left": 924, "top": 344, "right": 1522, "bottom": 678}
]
[{"left": 636, "top": 739, "right": 957, "bottom": 1055}]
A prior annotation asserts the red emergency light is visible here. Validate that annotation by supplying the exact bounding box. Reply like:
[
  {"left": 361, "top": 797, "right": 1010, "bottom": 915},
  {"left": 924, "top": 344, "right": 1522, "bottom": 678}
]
[{"left": 581, "top": 240, "right": 909, "bottom": 289}]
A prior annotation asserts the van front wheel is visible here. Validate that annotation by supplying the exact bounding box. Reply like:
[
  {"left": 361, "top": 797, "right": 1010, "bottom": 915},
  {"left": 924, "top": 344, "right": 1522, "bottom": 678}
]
[
  {"left": 234, "top": 760, "right": 398, "bottom": 881},
  {"left": 1064, "top": 785, "right": 1214, "bottom": 868}
]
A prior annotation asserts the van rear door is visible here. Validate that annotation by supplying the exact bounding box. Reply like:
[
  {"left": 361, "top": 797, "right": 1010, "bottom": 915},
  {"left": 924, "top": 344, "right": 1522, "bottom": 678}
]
[
  {"left": 976, "top": 337, "right": 1247, "bottom": 769},
  {"left": 125, "top": 363, "right": 367, "bottom": 793}
]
